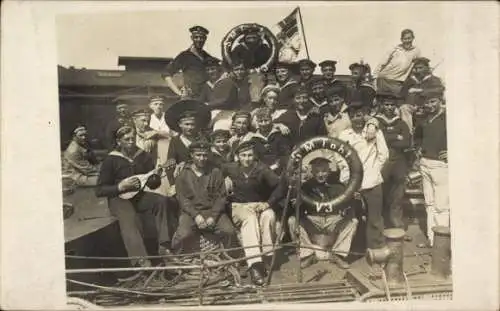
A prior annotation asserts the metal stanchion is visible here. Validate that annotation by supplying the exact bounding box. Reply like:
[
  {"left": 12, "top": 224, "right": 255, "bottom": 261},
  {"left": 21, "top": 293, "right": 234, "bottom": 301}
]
[{"left": 295, "top": 159, "right": 303, "bottom": 283}]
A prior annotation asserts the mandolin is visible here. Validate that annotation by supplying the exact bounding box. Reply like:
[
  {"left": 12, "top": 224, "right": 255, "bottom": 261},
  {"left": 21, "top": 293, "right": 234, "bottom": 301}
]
[{"left": 119, "top": 159, "right": 176, "bottom": 200}]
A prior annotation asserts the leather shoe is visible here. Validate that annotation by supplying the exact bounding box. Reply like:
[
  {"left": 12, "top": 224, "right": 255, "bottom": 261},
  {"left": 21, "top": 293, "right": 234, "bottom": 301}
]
[{"left": 249, "top": 262, "right": 266, "bottom": 286}]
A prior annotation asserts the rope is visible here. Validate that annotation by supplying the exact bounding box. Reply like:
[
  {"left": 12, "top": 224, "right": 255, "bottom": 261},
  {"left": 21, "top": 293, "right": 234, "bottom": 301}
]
[
  {"left": 403, "top": 272, "right": 413, "bottom": 300},
  {"left": 65, "top": 243, "right": 292, "bottom": 261},
  {"left": 380, "top": 269, "right": 392, "bottom": 301}
]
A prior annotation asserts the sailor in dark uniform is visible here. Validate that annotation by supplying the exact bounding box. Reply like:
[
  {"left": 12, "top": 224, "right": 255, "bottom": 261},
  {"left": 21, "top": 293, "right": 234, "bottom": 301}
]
[
  {"left": 287, "top": 157, "right": 357, "bottom": 269},
  {"left": 230, "top": 27, "right": 272, "bottom": 70},
  {"left": 308, "top": 76, "right": 329, "bottom": 114},
  {"left": 275, "top": 86, "right": 327, "bottom": 146},
  {"left": 198, "top": 57, "right": 224, "bottom": 105},
  {"left": 319, "top": 60, "right": 347, "bottom": 99},
  {"left": 165, "top": 99, "right": 211, "bottom": 185},
  {"left": 163, "top": 26, "right": 215, "bottom": 99},
  {"left": 347, "top": 62, "right": 376, "bottom": 111},
  {"left": 297, "top": 59, "right": 318, "bottom": 89},
  {"left": 274, "top": 61, "right": 299, "bottom": 109},
  {"left": 209, "top": 129, "right": 232, "bottom": 168},
  {"left": 375, "top": 93, "right": 411, "bottom": 230}
]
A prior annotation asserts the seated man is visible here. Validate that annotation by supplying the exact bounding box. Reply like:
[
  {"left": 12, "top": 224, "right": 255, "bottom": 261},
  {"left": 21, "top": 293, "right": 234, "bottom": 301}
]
[
  {"left": 287, "top": 158, "right": 357, "bottom": 270},
  {"left": 95, "top": 126, "right": 172, "bottom": 269},
  {"left": 173, "top": 140, "right": 235, "bottom": 254},
  {"left": 132, "top": 109, "right": 160, "bottom": 155},
  {"left": 62, "top": 126, "right": 100, "bottom": 187},
  {"left": 223, "top": 140, "right": 280, "bottom": 286},
  {"left": 322, "top": 90, "right": 352, "bottom": 139}
]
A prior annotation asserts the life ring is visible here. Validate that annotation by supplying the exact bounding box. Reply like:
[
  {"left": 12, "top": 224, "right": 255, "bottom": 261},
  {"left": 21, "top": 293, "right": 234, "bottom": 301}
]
[
  {"left": 221, "top": 23, "right": 279, "bottom": 72},
  {"left": 290, "top": 137, "right": 364, "bottom": 210}
]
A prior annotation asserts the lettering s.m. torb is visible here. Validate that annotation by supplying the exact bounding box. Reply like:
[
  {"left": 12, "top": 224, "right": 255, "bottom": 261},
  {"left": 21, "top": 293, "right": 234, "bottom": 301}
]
[{"left": 290, "top": 136, "right": 364, "bottom": 210}]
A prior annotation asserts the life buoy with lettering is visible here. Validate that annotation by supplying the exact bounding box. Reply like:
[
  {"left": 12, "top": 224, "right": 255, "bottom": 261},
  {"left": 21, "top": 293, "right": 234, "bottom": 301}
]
[
  {"left": 290, "top": 137, "right": 364, "bottom": 210},
  {"left": 221, "top": 23, "right": 279, "bottom": 72}
]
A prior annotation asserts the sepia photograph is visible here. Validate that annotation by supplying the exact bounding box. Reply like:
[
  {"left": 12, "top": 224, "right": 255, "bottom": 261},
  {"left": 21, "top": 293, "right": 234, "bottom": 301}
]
[
  {"left": 57, "top": 4, "right": 452, "bottom": 308},
  {"left": 2, "top": 1, "right": 499, "bottom": 310}
]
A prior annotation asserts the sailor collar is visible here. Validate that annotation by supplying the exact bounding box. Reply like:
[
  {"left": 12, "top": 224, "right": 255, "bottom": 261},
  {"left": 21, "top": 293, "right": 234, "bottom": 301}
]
[
  {"left": 206, "top": 75, "right": 225, "bottom": 89},
  {"left": 188, "top": 45, "right": 206, "bottom": 61},
  {"left": 179, "top": 135, "right": 193, "bottom": 148},
  {"left": 108, "top": 149, "right": 144, "bottom": 163},
  {"left": 376, "top": 113, "right": 401, "bottom": 125},
  {"left": 310, "top": 97, "right": 328, "bottom": 108},
  {"left": 279, "top": 79, "right": 298, "bottom": 90},
  {"left": 427, "top": 108, "right": 445, "bottom": 124},
  {"left": 410, "top": 74, "right": 433, "bottom": 83}
]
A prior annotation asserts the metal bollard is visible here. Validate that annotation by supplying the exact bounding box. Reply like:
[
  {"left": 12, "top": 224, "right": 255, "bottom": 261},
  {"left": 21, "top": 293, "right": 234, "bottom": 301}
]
[
  {"left": 431, "top": 226, "right": 451, "bottom": 279},
  {"left": 366, "top": 228, "right": 406, "bottom": 286}
]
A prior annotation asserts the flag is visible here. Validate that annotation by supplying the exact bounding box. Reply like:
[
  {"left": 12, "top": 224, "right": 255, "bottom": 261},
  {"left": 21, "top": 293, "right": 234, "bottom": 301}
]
[{"left": 270, "top": 7, "right": 309, "bottom": 63}]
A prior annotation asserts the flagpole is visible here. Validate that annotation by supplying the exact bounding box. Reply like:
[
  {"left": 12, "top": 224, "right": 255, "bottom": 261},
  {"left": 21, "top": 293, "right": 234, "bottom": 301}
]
[{"left": 297, "top": 7, "right": 311, "bottom": 60}]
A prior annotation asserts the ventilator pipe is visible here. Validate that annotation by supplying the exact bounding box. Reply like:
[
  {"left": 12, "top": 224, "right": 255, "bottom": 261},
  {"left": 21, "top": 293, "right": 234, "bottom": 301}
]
[
  {"left": 366, "top": 228, "right": 406, "bottom": 286},
  {"left": 431, "top": 226, "right": 451, "bottom": 279}
]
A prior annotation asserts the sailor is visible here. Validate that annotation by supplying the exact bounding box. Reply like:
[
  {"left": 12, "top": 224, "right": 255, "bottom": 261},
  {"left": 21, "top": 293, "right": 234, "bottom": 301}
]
[
  {"left": 253, "top": 107, "right": 292, "bottom": 174},
  {"left": 173, "top": 140, "right": 236, "bottom": 254},
  {"left": 227, "top": 111, "right": 267, "bottom": 160},
  {"left": 287, "top": 157, "right": 358, "bottom": 269},
  {"left": 339, "top": 102, "right": 389, "bottom": 251},
  {"left": 375, "top": 93, "right": 411, "bottom": 230},
  {"left": 413, "top": 90, "right": 448, "bottom": 248},
  {"left": 400, "top": 57, "right": 445, "bottom": 134},
  {"left": 347, "top": 62, "right": 376, "bottom": 111},
  {"left": 132, "top": 109, "right": 159, "bottom": 156},
  {"left": 275, "top": 86, "right": 327, "bottom": 146},
  {"left": 230, "top": 26, "right": 272, "bottom": 70},
  {"left": 95, "top": 125, "right": 173, "bottom": 268},
  {"left": 319, "top": 60, "right": 347, "bottom": 98},
  {"left": 163, "top": 25, "right": 215, "bottom": 99},
  {"left": 250, "top": 85, "right": 290, "bottom": 130},
  {"left": 198, "top": 57, "right": 224, "bottom": 105},
  {"left": 373, "top": 29, "right": 421, "bottom": 95},
  {"left": 209, "top": 60, "right": 252, "bottom": 112},
  {"left": 105, "top": 101, "right": 133, "bottom": 151},
  {"left": 148, "top": 95, "right": 172, "bottom": 137},
  {"left": 62, "top": 125, "right": 100, "bottom": 187},
  {"left": 322, "top": 89, "right": 351, "bottom": 139},
  {"left": 297, "top": 59, "right": 318, "bottom": 89},
  {"left": 274, "top": 61, "right": 299, "bottom": 109},
  {"left": 223, "top": 140, "right": 280, "bottom": 285},
  {"left": 208, "top": 129, "right": 232, "bottom": 168},
  {"left": 308, "top": 75, "right": 329, "bottom": 114},
  {"left": 165, "top": 99, "right": 211, "bottom": 185}
]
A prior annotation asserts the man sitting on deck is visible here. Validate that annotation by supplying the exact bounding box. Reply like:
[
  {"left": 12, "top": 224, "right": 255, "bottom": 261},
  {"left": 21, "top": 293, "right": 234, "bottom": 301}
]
[
  {"left": 95, "top": 126, "right": 172, "bottom": 269},
  {"left": 287, "top": 157, "right": 358, "bottom": 269},
  {"left": 173, "top": 140, "right": 235, "bottom": 254},
  {"left": 62, "top": 126, "right": 100, "bottom": 187},
  {"left": 223, "top": 140, "right": 280, "bottom": 286}
]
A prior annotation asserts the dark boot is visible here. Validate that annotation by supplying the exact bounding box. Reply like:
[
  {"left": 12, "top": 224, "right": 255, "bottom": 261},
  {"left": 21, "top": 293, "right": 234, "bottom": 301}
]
[{"left": 249, "top": 262, "right": 266, "bottom": 286}]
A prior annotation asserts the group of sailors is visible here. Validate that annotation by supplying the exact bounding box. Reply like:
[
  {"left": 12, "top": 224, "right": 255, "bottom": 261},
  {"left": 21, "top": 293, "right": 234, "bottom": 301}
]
[{"left": 61, "top": 25, "right": 448, "bottom": 286}]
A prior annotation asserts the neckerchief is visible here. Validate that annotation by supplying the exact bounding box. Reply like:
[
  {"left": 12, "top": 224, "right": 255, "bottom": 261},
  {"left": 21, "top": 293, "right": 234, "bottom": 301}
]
[
  {"left": 189, "top": 45, "right": 205, "bottom": 62},
  {"left": 108, "top": 149, "right": 143, "bottom": 163}
]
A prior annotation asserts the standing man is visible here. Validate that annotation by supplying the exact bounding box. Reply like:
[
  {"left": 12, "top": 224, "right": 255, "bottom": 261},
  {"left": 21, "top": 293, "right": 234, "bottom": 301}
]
[
  {"left": 105, "top": 101, "right": 133, "bottom": 151},
  {"left": 319, "top": 60, "right": 347, "bottom": 98},
  {"left": 374, "top": 29, "right": 421, "bottom": 95},
  {"left": 347, "top": 62, "right": 376, "bottom": 111},
  {"left": 223, "top": 140, "right": 280, "bottom": 285},
  {"left": 297, "top": 59, "right": 317, "bottom": 89},
  {"left": 339, "top": 103, "right": 389, "bottom": 251},
  {"left": 308, "top": 76, "right": 329, "bottom": 113},
  {"left": 414, "top": 91, "right": 448, "bottom": 247},
  {"left": 165, "top": 99, "right": 211, "bottom": 185},
  {"left": 274, "top": 61, "right": 299, "bottom": 109},
  {"left": 209, "top": 61, "right": 252, "bottom": 112},
  {"left": 132, "top": 109, "right": 159, "bottom": 156},
  {"left": 322, "top": 90, "right": 351, "bottom": 139},
  {"left": 375, "top": 93, "right": 411, "bottom": 230},
  {"left": 163, "top": 26, "right": 215, "bottom": 99},
  {"left": 149, "top": 95, "right": 172, "bottom": 136},
  {"left": 173, "top": 140, "right": 236, "bottom": 254},
  {"left": 199, "top": 57, "right": 224, "bottom": 105},
  {"left": 231, "top": 27, "right": 272, "bottom": 70}
]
